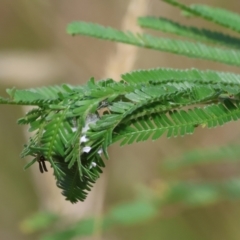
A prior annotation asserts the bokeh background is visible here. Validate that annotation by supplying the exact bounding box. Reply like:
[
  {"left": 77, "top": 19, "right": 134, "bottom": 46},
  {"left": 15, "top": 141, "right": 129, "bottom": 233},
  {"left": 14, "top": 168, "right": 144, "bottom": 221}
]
[{"left": 1, "top": 0, "right": 240, "bottom": 239}]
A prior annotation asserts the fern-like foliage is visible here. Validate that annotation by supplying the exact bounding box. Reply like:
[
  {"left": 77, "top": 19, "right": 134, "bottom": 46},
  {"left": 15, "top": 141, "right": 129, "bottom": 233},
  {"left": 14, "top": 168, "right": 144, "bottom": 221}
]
[
  {"left": 67, "top": 21, "right": 240, "bottom": 66},
  {"left": 2, "top": 69, "right": 240, "bottom": 202},
  {"left": 138, "top": 17, "right": 240, "bottom": 49},
  {"left": 1, "top": 0, "right": 240, "bottom": 202},
  {"left": 162, "top": 0, "right": 240, "bottom": 33}
]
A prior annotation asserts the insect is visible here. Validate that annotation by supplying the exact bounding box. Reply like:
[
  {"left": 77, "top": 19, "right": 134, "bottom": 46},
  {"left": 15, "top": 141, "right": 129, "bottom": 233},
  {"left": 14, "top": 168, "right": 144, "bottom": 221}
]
[
  {"left": 97, "top": 100, "right": 111, "bottom": 116},
  {"left": 37, "top": 156, "right": 48, "bottom": 173}
]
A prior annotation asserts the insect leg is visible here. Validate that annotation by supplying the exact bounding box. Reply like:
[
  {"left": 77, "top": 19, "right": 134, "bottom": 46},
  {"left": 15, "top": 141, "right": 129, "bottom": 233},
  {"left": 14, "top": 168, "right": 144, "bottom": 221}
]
[
  {"left": 42, "top": 160, "right": 48, "bottom": 172},
  {"left": 38, "top": 161, "right": 44, "bottom": 173}
]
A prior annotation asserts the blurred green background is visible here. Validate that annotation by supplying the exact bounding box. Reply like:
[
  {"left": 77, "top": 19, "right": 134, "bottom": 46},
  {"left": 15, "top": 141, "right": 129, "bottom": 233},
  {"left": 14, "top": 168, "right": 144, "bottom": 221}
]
[{"left": 1, "top": 0, "right": 240, "bottom": 239}]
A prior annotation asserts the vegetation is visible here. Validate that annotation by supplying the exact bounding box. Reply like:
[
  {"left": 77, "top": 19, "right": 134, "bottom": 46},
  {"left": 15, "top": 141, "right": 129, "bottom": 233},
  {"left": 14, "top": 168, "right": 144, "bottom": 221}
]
[
  {"left": 2, "top": 1, "right": 240, "bottom": 237},
  {"left": 1, "top": 0, "right": 240, "bottom": 203}
]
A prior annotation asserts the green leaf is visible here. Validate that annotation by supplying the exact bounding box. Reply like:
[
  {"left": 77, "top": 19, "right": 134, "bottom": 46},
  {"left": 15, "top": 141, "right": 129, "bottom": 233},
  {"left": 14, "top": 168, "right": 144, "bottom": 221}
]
[
  {"left": 122, "top": 68, "right": 240, "bottom": 86},
  {"left": 163, "top": 0, "right": 240, "bottom": 33},
  {"left": 165, "top": 182, "right": 220, "bottom": 206},
  {"left": 114, "top": 101, "right": 240, "bottom": 145},
  {"left": 108, "top": 200, "right": 157, "bottom": 225},
  {"left": 41, "top": 218, "right": 96, "bottom": 240},
  {"left": 163, "top": 143, "right": 240, "bottom": 170},
  {"left": 67, "top": 22, "right": 240, "bottom": 66},
  {"left": 20, "top": 212, "right": 59, "bottom": 234},
  {"left": 138, "top": 17, "right": 240, "bottom": 49}
]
